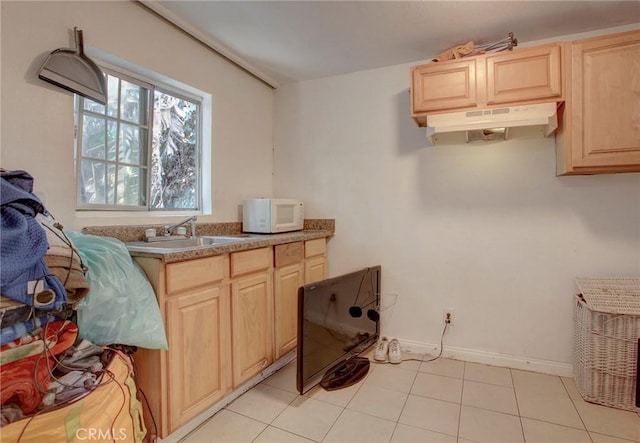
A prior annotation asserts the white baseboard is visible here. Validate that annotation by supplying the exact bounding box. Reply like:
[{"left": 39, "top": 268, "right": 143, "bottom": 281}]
[{"left": 398, "top": 338, "right": 574, "bottom": 378}]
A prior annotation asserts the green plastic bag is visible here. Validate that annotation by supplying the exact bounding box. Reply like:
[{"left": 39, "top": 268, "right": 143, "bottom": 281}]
[{"left": 67, "top": 232, "right": 168, "bottom": 349}]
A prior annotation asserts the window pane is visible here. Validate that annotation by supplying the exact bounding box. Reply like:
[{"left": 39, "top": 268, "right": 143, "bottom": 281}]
[
  {"left": 83, "top": 98, "right": 105, "bottom": 114},
  {"left": 117, "top": 166, "right": 146, "bottom": 206},
  {"left": 82, "top": 116, "right": 106, "bottom": 159},
  {"left": 107, "top": 163, "right": 116, "bottom": 205},
  {"left": 119, "top": 123, "right": 144, "bottom": 165},
  {"left": 107, "top": 75, "right": 119, "bottom": 118},
  {"left": 151, "top": 92, "right": 199, "bottom": 210},
  {"left": 120, "top": 80, "right": 144, "bottom": 124},
  {"left": 107, "top": 120, "right": 117, "bottom": 161},
  {"left": 80, "top": 160, "right": 106, "bottom": 204}
]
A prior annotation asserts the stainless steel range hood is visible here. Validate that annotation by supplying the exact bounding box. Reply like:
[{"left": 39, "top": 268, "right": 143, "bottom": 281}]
[{"left": 426, "top": 102, "right": 558, "bottom": 144}]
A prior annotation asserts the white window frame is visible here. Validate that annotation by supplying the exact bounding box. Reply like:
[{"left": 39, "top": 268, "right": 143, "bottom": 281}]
[{"left": 74, "top": 59, "right": 210, "bottom": 214}]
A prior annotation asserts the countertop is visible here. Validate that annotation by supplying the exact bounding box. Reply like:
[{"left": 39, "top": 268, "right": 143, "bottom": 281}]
[
  {"left": 82, "top": 219, "right": 335, "bottom": 264},
  {"left": 126, "top": 230, "right": 333, "bottom": 263}
]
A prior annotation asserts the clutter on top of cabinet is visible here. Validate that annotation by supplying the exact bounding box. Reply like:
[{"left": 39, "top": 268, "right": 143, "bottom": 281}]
[{"left": 432, "top": 32, "right": 518, "bottom": 62}]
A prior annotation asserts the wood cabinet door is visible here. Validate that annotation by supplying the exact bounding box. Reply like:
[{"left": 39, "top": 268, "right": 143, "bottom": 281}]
[
  {"left": 231, "top": 272, "right": 274, "bottom": 387},
  {"left": 274, "top": 262, "right": 304, "bottom": 359},
  {"left": 411, "top": 58, "right": 478, "bottom": 114},
  {"left": 166, "top": 285, "right": 231, "bottom": 431},
  {"left": 304, "top": 256, "right": 326, "bottom": 285},
  {"left": 485, "top": 44, "right": 562, "bottom": 105},
  {"left": 568, "top": 31, "right": 640, "bottom": 172}
]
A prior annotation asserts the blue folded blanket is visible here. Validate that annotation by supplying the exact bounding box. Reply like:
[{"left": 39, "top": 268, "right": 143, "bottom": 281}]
[{"left": 0, "top": 170, "right": 66, "bottom": 310}]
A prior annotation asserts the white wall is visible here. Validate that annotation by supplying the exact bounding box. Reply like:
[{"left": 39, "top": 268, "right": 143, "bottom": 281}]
[
  {"left": 3, "top": 2, "right": 638, "bottom": 373},
  {"left": 274, "top": 29, "right": 640, "bottom": 372},
  {"left": 0, "top": 1, "right": 273, "bottom": 229}
]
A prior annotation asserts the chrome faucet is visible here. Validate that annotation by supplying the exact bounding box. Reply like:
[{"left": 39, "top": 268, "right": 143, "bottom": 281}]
[{"left": 164, "top": 216, "right": 197, "bottom": 238}]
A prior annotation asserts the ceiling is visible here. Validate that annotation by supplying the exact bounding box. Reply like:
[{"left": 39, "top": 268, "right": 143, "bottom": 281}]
[{"left": 142, "top": 1, "right": 640, "bottom": 87}]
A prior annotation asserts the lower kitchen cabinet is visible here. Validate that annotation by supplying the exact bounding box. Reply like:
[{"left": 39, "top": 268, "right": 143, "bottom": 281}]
[
  {"left": 231, "top": 271, "right": 274, "bottom": 387},
  {"left": 304, "top": 256, "right": 326, "bottom": 284},
  {"left": 132, "top": 235, "right": 330, "bottom": 438},
  {"left": 133, "top": 255, "right": 231, "bottom": 438},
  {"left": 273, "top": 239, "right": 327, "bottom": 360},
  {"left": 304, "top": 238, "right": 327, "bottom": 284},
  {"left": 273, "top": 242, "right": 304, "bottom": 359},
  {"left": 166, "top": 285, "right": 231, "bottom": 430},
  {"left": 230, "top": 248, "right": 274, "bottom": 387},
  {"left": 274, "top": 262, "right": 304, "bottom": 359}
]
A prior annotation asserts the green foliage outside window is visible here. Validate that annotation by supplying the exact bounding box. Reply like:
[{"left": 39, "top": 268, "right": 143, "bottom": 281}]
[{"left": 77, "top": 71, "right": 200, "bottom": 211}]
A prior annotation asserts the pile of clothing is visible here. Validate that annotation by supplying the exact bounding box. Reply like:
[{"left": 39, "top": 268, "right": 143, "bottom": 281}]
[
  {"left": 0, "top": 320, "right": 109, "bottom": 425},
  {"left": 0, "top": 170, "right": 97, "bottom": 425}
]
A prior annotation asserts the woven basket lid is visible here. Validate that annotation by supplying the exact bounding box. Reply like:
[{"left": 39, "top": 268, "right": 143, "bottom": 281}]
[{"left": 576, "top": 277, "right": 640, "bottom": 315}]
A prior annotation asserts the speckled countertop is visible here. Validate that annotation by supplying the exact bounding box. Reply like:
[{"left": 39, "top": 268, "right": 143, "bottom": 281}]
[{"left": 82, "top": 219, "right": 334, "bottom": 264}]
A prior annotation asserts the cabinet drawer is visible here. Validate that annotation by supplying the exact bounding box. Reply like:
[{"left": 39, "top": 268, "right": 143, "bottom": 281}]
[
  {"left": 274, "top": 242, "right": 304, "bottom": 268},
  {"left": 231, "top": 247, "right": 271, "bottom": 277},
  {"left": 304, "top": 238, "right": 326, "bottom": 258},
  {"left": 166, "top": 256, "right": 226, "bottom": 295}
]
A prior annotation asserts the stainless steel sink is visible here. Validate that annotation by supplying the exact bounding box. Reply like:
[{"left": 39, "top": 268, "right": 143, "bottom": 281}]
[{"left": 126, "top": 235, "right": 252, "bottom": 252}]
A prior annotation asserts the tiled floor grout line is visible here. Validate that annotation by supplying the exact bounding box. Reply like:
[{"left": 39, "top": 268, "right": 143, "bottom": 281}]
[
  {"left": 265, "top": 420, "right": 324, "bottom": 443},
  {"left": 318, "top": 405, "right": 347, "bottom": 443},
  {"left": 244, "top": 388, "right": 337, "bottom": 443},
  {"left": 388, "top": 357, "right": 421, "bottom": 443},
  {"left": 316, "top": 366, "right": 372, "bottom": 442},
  {"left": 387, "top": 418, "right": 400, "bottom": 442},
  {"left": 366, "top": 361, "right": 406, "bottom": 442},
  {"left": 559, "top": 376, "right": 595, "bottom": 442},
  {"left": 457, "top": 360, "right": 466, "bottom": 441},
  {"left": 273, "top": 388, "right": 301, "bottom": 422},
  {"left": 247, "top": 414, "right": 271, "bottom": 443},
  {"left": 509, "top": 368, "right": 527, "bottom": 443},
  {"left": 224, "top": 381, "right": 309, "bottom": 442}
]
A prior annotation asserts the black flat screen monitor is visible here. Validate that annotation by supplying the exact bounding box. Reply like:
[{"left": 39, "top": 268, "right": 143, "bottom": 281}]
[{"left": 296, "top": 266, "right": 381, "bottom": 394}]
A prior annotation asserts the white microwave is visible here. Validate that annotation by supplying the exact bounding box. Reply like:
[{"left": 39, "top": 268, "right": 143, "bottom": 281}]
[{"left": 243, "top": 198, "right": 304, "bottom": 234}]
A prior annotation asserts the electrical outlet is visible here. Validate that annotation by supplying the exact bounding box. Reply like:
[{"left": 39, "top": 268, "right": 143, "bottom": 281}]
[{"left": 443, "top": 309, "right": 455, "bottom": 325}]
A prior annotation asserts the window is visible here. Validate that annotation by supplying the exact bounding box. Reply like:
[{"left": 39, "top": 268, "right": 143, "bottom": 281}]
[{"left": 76, "top": 69, "right": 201, "bottom": 211}]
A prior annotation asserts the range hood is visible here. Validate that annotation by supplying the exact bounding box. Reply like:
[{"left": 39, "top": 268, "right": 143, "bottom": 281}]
[{"left": 426, "top": 102, "right": 558, "bottom": 144}]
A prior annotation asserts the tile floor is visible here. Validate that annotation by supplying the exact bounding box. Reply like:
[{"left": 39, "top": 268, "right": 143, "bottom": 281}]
[{"left": 181, "top": 350, "right": 640, "bottom": 443}]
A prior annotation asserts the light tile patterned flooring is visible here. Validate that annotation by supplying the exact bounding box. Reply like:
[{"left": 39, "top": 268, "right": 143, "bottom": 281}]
[{"left": 182, "top": 350, "right": 640, "bottom": 443}]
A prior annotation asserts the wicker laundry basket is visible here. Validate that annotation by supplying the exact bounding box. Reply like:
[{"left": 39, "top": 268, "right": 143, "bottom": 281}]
[{"left": 573, "top": 277, "right": 640, "bottom": 412}]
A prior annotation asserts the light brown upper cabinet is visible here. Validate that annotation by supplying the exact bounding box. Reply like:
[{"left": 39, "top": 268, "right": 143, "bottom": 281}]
[
  {"left": 411, "top": 44, "right": 563, "bottom": 127},
  {"left": 411, "top": 58, "right": 479, "bottom": 118},
  {"left": 556, "top": 30, "right": 640, "bottom": 175},
  {"left": 485, "top": 45, "right": 562, "bottom": 105}
]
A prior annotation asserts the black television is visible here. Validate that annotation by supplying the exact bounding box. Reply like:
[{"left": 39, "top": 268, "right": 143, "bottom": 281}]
[{"left": 296, "top": 265, "right": 381, "bottom": 394}]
